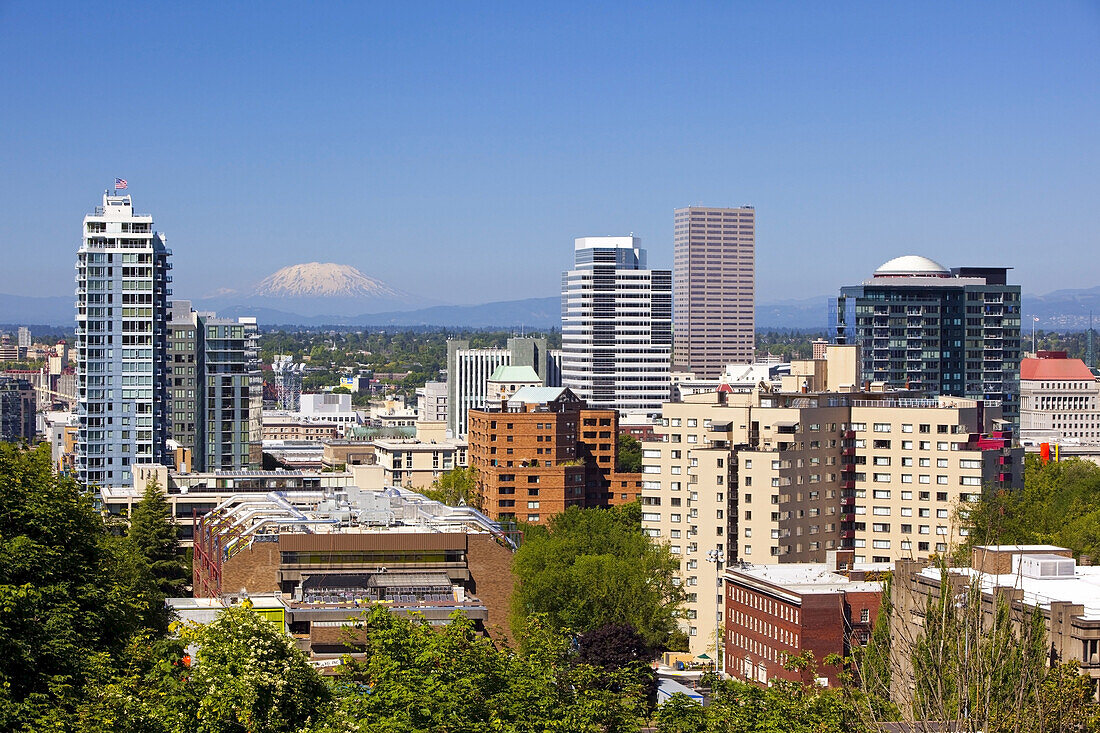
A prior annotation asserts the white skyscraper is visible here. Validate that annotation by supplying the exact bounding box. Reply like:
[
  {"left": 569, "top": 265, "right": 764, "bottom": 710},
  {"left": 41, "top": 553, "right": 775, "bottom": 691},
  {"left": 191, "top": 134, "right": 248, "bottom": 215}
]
[
  {"left": 75, "top": 191, "right": 171, "bottom": 487},
  {"left": 561, "top": 236, "right": 672, "bottom": 414},
  {"left": 17, "top": 327, "right": 31, "bottom": 350}
]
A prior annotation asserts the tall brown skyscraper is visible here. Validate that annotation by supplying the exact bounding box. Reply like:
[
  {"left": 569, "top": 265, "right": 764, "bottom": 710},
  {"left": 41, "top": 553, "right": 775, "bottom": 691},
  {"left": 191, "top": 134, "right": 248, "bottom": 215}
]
[{"left": 673, "top": 206, "right": 756, "bottom": 377}]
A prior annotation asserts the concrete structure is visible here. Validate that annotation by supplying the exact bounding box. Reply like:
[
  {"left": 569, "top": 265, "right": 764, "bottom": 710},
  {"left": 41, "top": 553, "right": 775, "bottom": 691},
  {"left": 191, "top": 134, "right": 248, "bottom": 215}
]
[
  {"left": 17, "top": 327, "right": 31, "bottom": 351},
  {"left": 372, "top": 421, "right": 469, "bottom": 489},
  {"left": 0, "top": 334, "right": 18, "bottom": 362},
  {"left": 299, "top": 392, "right": 360, "bottom": 435},
  {"left": 103, "top": 463, "right": 358, "bottom": 545},
  {"left": 640, "top": 345, "right": 1021, "bottom": 653},
  {"left": 321, "top": 439, "right": 376, "bottom": 470},
  {"left": 724, "top": 551, "right": 885, "bottom": 687},
  {"left": 416, "top": 380, "right": 448, "bottom": 423},
  {"left": 169, "top": 301, "right": 263, "bottom": 472},
  {"left": 1020, "top": 350, "right": 1100, "bottom": 445},
  {"left": 262, "top": 414, "right": 340, "bottom": 442},
  {"left": 446, "top": 337, "right": 560, "bottom": 438},
  {"left": 892, "top": 545, "right": 1100, "bottom": 702},
  {"left": 191, "top": 486, "right": 517, "bottom": 646},
  {"left": 468, "top": 386, "right": 642, "bottom": 524},
  {"left": 673, "top": 206, "right": 756, "bottom": 376},
  {"left": 487, "top": 365, "right": 542, "bottom": 405},
  {"left": 562, "top": 236, "right": 672, "bottom": 414},
  {"left": 0, "top": 375, "right": 36, "bottom": 441},
  {"left": 834, "top": 256, "right": 1023, "bottom": 426},
  {"left": 75, "top": 191, "right": 171, "bottom": 487}
]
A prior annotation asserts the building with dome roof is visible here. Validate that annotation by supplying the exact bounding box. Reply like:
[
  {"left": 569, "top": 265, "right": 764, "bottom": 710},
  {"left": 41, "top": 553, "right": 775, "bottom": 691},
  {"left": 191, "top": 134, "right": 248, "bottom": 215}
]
[{"left": 833, "top": 257, "right": 1022, "bottom": 426}]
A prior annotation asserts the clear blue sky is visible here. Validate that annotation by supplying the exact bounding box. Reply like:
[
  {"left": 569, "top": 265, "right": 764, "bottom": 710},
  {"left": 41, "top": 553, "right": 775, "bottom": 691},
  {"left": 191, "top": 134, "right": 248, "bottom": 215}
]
[{"left": 1, "top": 2, "right": 1097, "bottom": 305}]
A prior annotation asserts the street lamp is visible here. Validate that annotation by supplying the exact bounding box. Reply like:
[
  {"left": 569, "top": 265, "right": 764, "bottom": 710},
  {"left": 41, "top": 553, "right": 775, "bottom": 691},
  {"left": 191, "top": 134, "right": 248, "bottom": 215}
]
[{"left": 705, "top": 548, "right": 722, "bottom": 675}]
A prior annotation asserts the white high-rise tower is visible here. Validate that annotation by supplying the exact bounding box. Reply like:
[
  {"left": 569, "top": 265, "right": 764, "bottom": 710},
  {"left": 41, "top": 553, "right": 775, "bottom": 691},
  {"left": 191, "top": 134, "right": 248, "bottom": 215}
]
[
  {"left": 561, "top": 236, "right": 672, "bottom": 414},
  {"left": 75, "top": 190, "right": 171, "bottom": 487}
]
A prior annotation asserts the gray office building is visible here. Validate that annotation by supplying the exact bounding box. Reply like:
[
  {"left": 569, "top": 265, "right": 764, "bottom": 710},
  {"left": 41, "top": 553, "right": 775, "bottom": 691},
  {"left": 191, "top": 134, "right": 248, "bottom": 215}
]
[
  {"left": 169, "top": 301, "right": 263, "bottom": 471},
  {"left": 446, "top": 337, "right": 561, "bottom": 438}
]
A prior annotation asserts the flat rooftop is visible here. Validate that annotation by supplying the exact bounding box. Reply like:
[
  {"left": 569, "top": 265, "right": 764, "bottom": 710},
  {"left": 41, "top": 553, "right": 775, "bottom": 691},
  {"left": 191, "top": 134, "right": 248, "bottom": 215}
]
[
  {"left": 919, "top": 563, "right": 1100, "bottom": 621},
  {"left": 727, "top": 562, "right": 888, "bottom": 596}
]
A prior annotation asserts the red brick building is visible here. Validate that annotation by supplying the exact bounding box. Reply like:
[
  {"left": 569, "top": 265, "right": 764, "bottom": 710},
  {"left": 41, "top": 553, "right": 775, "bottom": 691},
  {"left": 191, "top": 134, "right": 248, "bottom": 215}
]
[
  {"left": 723, "top": 550, "right": 884, "bottom": 687},
  {"left": 468, "top": 387, "right": 641, "bottom": 524}
]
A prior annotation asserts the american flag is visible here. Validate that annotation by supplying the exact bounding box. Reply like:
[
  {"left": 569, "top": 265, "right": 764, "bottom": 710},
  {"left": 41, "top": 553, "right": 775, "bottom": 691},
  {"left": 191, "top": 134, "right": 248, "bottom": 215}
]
[{"left": 114, "top": 178, "right": 128, "bottom": 190}]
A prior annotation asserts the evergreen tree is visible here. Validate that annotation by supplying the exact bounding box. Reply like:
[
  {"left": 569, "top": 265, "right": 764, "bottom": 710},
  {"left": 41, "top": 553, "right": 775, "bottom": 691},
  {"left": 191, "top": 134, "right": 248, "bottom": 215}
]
[{"left": 128, "top": 478, "right": 188, "bottom": 597}]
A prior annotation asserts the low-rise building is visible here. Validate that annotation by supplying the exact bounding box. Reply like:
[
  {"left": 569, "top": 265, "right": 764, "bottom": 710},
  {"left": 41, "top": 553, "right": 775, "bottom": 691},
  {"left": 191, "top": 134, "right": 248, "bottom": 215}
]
[
  {"left": 1020, "top": 351, "right": 1100, "bottom": 445},
  {"left": 416, "top": 381, "right": 448, "bottom": 424},
  {"left": 372, "top": 421, "right": 469, "bottom": 489},
  {"left": 891, "top": 545, "right": 1100, "bottom": 702},
  {"left": 102, "top": 463, "right": 358, "bottom": 545},
  {"left": 723, "top": 550, "right": 886, "bottom": 687},
  {"left": 190, "top": 486, "right": 517, "bottom": 649}
]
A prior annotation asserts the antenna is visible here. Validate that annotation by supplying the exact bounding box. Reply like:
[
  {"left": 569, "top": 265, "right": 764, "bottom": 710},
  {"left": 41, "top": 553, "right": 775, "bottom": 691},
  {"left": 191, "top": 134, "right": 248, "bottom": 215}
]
[{"left": 1089, "top": 310, "right": 1095, "bottom": 370}]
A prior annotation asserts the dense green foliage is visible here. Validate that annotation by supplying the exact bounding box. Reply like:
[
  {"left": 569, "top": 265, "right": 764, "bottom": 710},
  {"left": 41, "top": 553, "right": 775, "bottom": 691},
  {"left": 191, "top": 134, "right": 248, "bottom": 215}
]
[
  {"left": 129, "top": 478, "right": 190, "bottom": 598},
  {"left": 616, "top": 433, "right": 642, "bottom": 473},
  {"left": 0, "top": 444, "right": 165, "bottom": 726},
  {"left": 964, "top": 456, "right": 1100, "bottom": 563},
  {"left": 421, "top": 467, "right": 476, "bottom": 505},
  {"left": 326, "top": 608, "right": 653, "bottom": 732},
  {"left": 510, "top": 505, "right": 684, "bottom": 649}
]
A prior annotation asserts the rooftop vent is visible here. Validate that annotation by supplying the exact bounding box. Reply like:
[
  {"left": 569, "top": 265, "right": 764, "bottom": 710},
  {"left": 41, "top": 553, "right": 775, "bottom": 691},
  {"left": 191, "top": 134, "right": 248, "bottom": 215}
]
[{"left": 1016, "top": 554, "right": 1076, "bottom": 580}]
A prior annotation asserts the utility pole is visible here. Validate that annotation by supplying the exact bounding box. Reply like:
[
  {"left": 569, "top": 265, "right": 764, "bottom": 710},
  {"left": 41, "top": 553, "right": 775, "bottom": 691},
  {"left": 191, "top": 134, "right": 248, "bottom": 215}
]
[{"left": 705, "top": 548, "right": 722, "bottom": 675}]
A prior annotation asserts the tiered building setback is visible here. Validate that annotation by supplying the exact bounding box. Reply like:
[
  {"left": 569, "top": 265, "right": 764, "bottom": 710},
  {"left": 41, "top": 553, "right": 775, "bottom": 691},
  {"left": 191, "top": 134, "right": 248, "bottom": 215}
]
[{"left": 562, "top": 236, "right": 672, "bottom": 414}]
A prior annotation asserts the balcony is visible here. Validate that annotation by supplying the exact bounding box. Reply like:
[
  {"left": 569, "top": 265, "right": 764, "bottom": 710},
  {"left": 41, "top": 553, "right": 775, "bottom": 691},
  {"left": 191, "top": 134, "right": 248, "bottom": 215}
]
[{"left": 841, "top": 480, "right": 855, "bottom": 490}]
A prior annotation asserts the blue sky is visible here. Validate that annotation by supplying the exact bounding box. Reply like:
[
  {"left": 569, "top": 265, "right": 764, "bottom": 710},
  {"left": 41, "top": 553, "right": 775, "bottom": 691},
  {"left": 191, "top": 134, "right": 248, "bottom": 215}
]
[{"left": 1, "top": 2, "right": 1097, "bottom": 305}]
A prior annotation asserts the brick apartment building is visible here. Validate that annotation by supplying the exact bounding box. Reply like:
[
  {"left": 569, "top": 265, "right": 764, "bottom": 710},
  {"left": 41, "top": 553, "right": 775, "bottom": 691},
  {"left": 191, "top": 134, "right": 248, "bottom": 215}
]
[
  {"left": 724, "top": 550, "right": 884, "bottom": 687},
  {"left": 468, "top": 386, "right": 642, "bottom": 524}
]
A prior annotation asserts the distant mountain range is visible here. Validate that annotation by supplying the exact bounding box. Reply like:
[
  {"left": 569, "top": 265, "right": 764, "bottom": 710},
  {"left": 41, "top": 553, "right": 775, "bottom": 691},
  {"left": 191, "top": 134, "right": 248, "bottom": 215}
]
[{"left": 4, "top": 264, "right": 1100, "bottom": 331}]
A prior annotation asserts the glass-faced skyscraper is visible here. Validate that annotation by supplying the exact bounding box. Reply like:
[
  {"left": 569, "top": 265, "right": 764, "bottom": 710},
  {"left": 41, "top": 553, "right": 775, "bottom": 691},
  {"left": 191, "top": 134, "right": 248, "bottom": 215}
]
[
  {"left": 562, "top": 236, "right": 672, "bottom": 413},
  {"left": 833, "top": 255, "right": 1022, "bottom": 425},
  {"left": 673, "top": 206, "right": 756, "bottom": 376},
  {"left": 75, "top": 191, "right": 171, "bottom": 487}
]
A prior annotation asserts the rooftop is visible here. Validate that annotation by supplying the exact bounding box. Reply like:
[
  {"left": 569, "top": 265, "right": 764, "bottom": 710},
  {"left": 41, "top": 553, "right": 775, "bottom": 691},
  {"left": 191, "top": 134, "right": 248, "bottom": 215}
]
[
  {"left": 488, "top": 365, "right": 541, "bottom": 383},
  {"left": 507, "top": 386, "right": 577, "bottom": 405},
  {"left": 1021, "top": 357, "right": 1096, "bottom": 381},
  {"left": 727, "top": 562, "right": 888, "bottom": 596},
  {"left": 919, "top": 560, "right": 1100, "bottom": 621},
  {"left": 873, "top": 255, "right": 951, "bottom": 277}
]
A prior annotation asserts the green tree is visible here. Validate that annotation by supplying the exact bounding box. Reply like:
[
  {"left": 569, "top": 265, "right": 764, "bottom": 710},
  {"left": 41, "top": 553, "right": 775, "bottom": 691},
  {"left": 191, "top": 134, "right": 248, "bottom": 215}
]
[
  {"left": 129, "top": 478, "right": 189, "bottom": 598},
  {"left": 511, "top": 505, "right": 683, "bottom": 649},
  {"left": 655, "top": 693, "right": 705, "bottom": 733},
  {"left": 0, "top": 443, "right": 163, "bottom": 726},
  {"left": 331, "top": 385, "right": 351, "bottom": 394},
  {"left": 422, "top": 467, "right": 476, "bottom": 505},
  {"left": 616, "top": 434, "right": 642, "bottom": 473},
  {"left": 180, "top": 604, "right": 330, "bottom": 733}
]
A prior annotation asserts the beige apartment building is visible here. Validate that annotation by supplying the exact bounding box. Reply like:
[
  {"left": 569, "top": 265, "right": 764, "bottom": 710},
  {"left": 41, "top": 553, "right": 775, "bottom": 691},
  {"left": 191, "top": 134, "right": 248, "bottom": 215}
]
[
  {"left": 372, "top": 421, "right": 468, "bottom": 490},
  {"left": 640, "top": 346, "right": 1022, "bottom": 654}
]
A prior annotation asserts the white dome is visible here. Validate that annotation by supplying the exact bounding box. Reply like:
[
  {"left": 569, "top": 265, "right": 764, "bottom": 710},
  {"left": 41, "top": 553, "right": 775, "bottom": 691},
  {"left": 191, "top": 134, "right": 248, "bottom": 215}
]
[{"left": 873, "top": 255, "right": 950, "bottom": 277}]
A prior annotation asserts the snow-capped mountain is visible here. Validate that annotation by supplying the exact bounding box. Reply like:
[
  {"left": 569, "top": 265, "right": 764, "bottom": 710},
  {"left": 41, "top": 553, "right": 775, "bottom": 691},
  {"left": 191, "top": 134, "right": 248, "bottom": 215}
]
[{"left": 253, "top": 262, "right": 402, "bottom": 298}]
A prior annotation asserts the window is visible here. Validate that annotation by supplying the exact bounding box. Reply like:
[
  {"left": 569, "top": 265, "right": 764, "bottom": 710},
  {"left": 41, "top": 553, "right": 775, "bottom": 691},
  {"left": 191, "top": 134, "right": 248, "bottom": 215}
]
[
  {"left": 860, "top": 609, "right": 870, "bottom": 622},
  {"left": 873, "top": 506, "right": 890, "bottom": 515},
  {"left": 873, "top": 423, "right": 891, "bottom": 432}
]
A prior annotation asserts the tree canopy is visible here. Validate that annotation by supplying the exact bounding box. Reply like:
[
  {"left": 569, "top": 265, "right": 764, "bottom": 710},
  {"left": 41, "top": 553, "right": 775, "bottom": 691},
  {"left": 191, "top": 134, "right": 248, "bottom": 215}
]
[
  {"left": 128, "top": 478, "right": 189, "bottom": 598},
  {"left": 510, "top": 504, "right": 684, "bottom": 649},
  {"left": 963, "top": 456, "right": 1100, "bottom": 563},
  {"left": 0, "top": 443, "right": 164, "bottom": 725}
]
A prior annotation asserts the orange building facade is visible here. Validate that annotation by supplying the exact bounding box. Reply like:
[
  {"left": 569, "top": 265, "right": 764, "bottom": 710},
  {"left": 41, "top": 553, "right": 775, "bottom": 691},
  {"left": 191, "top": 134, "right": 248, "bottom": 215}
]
[{"left": 468, "top": 387, "right": 641, "bottom": 524}]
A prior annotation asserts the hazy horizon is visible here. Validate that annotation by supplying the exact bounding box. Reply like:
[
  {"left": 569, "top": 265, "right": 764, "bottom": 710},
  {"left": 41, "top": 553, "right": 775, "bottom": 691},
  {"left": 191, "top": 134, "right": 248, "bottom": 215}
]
[{"left": 1, "top": 3, "right": 1097, "bottom": 305}]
